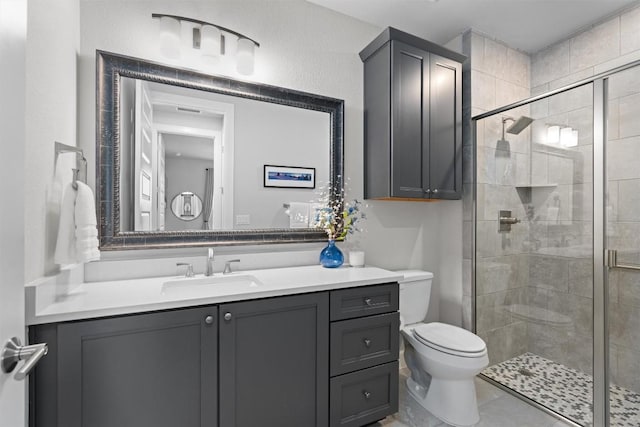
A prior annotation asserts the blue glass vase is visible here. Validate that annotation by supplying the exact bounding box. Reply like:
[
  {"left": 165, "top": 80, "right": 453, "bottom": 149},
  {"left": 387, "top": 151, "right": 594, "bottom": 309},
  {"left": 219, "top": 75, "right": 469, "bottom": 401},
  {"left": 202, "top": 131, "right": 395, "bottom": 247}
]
[{"left": 320, "top": 240, "right": 344, "bottom": 268}]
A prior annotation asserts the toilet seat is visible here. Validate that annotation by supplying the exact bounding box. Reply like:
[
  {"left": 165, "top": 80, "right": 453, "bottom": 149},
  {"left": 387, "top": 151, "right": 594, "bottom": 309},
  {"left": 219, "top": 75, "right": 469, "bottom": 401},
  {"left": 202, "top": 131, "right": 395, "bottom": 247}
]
[{"left": 411, "top": 322, "right": 486, "bottom": 358}]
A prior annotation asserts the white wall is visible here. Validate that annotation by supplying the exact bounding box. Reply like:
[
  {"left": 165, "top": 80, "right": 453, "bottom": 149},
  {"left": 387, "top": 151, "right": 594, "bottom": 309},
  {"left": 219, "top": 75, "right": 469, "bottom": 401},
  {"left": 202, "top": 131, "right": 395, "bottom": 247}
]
[
  {"left": 25, "top": 0, "right": 79, "bottom": 283},
  {"left": 232, "top": 96, "right": 329, "bottom": 229}
]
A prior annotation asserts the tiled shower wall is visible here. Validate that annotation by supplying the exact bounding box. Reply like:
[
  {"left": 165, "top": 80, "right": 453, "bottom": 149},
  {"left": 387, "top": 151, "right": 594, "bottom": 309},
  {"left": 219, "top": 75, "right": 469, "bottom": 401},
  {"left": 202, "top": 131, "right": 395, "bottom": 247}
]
[
  {"left": 530, "top": 3, "right": 640, "bottom": 394},
  {"left": 524, "top": 83, "right": 594, "bottom": 376},
  {"left": 461, "top": 31, "right": 532, "bottom": 363}
]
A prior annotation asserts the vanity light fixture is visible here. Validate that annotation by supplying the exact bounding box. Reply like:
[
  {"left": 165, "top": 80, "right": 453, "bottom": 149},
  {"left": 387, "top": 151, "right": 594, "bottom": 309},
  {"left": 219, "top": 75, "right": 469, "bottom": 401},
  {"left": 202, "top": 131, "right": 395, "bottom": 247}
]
[{"left": 152, "top": 13, "right": 260, "bottom": 76}]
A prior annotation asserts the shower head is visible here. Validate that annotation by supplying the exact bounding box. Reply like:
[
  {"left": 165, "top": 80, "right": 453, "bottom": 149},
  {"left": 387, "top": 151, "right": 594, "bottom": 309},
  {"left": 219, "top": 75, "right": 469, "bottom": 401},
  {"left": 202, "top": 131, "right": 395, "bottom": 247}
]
[{"left": 505, "top": 116, "right": 533, "bottom": 135}]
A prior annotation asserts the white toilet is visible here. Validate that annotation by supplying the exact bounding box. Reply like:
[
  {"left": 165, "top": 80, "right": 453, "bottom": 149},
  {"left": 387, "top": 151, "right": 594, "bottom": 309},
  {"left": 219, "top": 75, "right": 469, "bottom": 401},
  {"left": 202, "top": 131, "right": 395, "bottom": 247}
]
[{"left": 398, "top": 270, "right": 488, "bottom": 427}]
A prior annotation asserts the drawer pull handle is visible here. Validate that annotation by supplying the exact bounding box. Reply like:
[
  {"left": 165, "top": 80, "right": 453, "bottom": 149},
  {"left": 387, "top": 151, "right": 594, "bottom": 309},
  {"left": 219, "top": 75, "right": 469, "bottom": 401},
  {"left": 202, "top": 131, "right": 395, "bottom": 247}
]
[
  {"left": 364, "top": 298, "right": 374, "bottom": 307},
  {"left": 363, "top": 338, "right": 372, "bottom": 348},
  {"left": 363, "top": 390, "right": 372, "bottom": 400}
]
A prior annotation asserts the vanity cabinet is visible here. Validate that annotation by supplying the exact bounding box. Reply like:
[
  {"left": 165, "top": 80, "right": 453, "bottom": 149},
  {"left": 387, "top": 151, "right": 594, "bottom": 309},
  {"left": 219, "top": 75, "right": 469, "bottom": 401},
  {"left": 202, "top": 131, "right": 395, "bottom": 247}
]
[
  {"left": 29, "top": 283, "right": 398, "bottom": 427},
  {"left": 29, "top": 306, "right": 218, "bottom": 427},
  {"left": 218, "top": 293, "right": 329, "bottom": 427},
  {"left": 360, "top": 27, "right": 464, "bottom": 201},
  {"left": 329, "top": 284, "right": 400, "bottom": 427}
]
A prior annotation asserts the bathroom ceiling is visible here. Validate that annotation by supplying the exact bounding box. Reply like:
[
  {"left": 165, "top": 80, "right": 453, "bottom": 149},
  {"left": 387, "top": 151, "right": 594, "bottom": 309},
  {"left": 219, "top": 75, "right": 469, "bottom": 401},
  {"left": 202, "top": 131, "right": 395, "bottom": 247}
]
[{"left": 308, "top": 0, "right": 640, "bottom": 53}]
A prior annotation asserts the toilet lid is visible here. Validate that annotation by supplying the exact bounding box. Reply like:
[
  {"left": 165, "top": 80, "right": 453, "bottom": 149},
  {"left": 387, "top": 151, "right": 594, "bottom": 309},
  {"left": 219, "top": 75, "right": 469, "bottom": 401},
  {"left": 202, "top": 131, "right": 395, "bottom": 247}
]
[{"left": 412, "top": 322, "right": 486, "bottom": 356}]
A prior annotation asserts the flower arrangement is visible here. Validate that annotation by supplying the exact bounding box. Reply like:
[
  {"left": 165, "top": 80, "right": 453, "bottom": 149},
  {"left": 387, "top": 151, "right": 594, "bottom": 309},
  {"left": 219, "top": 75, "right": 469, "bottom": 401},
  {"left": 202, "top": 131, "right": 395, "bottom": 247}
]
[{"left": 313, "top": 181, "right": 367, "bottom": 241}]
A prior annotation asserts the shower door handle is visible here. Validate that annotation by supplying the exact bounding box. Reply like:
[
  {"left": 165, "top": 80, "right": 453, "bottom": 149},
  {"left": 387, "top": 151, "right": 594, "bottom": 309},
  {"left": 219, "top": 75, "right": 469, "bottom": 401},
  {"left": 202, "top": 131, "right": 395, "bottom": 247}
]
[{"left": 605, "top": 249, "right": 640, "bottom": 271}]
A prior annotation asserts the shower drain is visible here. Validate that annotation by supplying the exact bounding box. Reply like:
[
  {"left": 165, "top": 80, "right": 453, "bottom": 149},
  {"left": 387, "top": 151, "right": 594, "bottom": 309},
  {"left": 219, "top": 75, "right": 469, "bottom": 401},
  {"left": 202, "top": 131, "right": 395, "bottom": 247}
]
[{"left": 518, "top": 367, "right": 535, "bottom": 377}]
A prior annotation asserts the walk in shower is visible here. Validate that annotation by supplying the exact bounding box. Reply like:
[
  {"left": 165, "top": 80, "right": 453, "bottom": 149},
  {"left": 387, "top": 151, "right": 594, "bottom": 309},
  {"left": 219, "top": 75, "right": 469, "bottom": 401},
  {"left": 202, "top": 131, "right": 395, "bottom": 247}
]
[{"left": 473, "top": 62, "right": 640, "bottom": 427}]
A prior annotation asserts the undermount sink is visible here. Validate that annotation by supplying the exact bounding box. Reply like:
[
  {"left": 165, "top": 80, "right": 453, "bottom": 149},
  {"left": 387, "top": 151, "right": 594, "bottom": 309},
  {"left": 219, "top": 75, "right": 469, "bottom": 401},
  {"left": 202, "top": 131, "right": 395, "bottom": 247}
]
[{"left": 162, "top": 274, "right": 263, "bottom": 294}]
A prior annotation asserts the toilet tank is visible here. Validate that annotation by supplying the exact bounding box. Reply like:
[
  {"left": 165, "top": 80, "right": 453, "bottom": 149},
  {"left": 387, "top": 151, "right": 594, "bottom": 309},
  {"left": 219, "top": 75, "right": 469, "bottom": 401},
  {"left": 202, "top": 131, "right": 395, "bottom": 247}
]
[{"left": 397, "top": 270, "right": 434, "bottom": 325}]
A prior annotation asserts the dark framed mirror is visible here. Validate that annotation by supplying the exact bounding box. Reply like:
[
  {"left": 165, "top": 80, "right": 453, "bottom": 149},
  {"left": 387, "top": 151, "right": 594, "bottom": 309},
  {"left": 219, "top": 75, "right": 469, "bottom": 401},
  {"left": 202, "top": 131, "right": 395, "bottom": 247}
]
[{"left": 96, "top": 51, "right": 343, "bottom": 250}]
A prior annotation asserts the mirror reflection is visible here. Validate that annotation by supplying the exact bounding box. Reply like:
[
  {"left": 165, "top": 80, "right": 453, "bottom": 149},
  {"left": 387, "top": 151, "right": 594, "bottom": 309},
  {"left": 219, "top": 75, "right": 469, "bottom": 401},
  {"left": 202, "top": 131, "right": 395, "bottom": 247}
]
[
  {"left": 118, "top": 76, "right": 330, "bottom": 232},
  {"left": 171, "top": 192, "right": 204, "bottom": 223}
]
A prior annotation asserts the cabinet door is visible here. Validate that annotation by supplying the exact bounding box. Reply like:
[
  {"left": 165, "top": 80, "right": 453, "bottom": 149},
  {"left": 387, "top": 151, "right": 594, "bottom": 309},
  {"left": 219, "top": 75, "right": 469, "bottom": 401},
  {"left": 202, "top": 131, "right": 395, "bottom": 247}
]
[
  {"left": 219, "top": 293, "right": 329, "bottom": 427},
  {"left": 428, "top": 54, "right": 462, "bottom": 199},
  {"left": 391, "top": 41, "right": 430, "bottom": 199},
  {"left": 52, "top": 307, "right": 217, "bottom": 427}
]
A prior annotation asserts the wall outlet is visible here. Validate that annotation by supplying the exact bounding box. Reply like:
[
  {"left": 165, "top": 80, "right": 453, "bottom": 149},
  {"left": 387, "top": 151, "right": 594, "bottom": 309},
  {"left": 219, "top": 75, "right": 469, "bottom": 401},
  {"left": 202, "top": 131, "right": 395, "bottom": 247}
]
[{"left": 236, "top": 214, "right": 250, "bottom": 225}]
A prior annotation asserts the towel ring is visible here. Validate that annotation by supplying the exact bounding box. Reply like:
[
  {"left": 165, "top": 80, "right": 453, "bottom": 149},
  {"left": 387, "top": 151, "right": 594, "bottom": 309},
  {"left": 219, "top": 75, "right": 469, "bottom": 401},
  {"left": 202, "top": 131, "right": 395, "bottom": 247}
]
[{"left": 55, "top": 142, "right": 87, "bottom": 190}]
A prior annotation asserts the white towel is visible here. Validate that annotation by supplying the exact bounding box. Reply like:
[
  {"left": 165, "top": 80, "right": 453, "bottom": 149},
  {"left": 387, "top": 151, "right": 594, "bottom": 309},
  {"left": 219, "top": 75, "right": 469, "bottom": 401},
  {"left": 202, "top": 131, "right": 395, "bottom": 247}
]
[
  {"left": 54, "top": 183, "right": 78, "bottom": 265},
  {"left": 288, "top": 202, "right": 310, "bottom": 228},
  {"left": 75, "top": 182, "right": 100, "bottom": 263},
  {"left": 54, "top": 181, "right": 101, "bottom": 265}
]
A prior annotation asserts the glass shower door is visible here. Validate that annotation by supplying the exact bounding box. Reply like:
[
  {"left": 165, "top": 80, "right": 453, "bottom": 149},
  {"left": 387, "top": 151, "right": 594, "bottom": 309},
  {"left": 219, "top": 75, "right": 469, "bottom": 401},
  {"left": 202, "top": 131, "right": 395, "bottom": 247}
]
[
  {"left": 605, "top": 65, "right": 640, "bottom": 427},
  {"left": 475, "top": 82, "right": 595, "bottom": 425}
]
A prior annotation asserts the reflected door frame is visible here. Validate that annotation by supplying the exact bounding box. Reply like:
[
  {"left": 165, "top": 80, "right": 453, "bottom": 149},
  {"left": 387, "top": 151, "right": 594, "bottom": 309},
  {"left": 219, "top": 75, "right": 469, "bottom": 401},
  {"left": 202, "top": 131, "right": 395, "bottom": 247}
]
[{"left": 150, "top": 92, "right": 235, "bottom": 230}]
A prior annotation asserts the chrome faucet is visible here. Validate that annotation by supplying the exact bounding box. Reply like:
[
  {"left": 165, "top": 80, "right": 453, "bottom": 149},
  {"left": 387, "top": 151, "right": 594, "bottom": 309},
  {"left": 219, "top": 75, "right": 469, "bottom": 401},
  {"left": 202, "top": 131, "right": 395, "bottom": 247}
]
[
  {"left": 223, "top": 259, "right": 241, "bottom": 275},
  {"left": 205, "top": 248, "right": 215, "bottom": 276}
]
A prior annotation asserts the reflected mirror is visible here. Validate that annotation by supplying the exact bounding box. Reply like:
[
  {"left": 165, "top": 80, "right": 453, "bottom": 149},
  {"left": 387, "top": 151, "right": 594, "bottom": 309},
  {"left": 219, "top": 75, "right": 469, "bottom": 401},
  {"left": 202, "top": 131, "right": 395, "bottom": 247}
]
[
  {"left": 171, "top": 192, "right": 203, "bottom": 223},
  {"left": 97, "top": 51, "right": 344, "bottom": 249}
]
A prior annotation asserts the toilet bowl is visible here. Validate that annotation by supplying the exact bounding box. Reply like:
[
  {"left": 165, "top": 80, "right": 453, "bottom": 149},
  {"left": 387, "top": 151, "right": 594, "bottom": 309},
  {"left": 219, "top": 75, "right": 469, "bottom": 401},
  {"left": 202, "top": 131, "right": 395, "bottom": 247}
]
[{"left": 397, "top": 270, "right": 488, "bottom": 427}]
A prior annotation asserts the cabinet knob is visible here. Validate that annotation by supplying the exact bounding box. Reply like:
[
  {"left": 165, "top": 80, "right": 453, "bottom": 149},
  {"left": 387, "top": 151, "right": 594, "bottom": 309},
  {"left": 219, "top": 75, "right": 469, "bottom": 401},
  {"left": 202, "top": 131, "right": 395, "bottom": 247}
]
[
  {"left": 364, "top": 298, "right": 374, "bottom": 307},
  {"left": 363, "top": 390, "right": 372, "bottom": 400},
  {"left": 432, "top": 189, "right": 439, "bottom": 194},
  {"left": 224, "top": 312, "right": 232, "bottom": 321},
  {"left": 363, "top": 338, "right": 372, "bottom": 348},
  {"left": 204, "top": 315, "right": 214, "bottom": 325},
  {"left": 424, "top": 189, "right": 431, "bottom": 194}
]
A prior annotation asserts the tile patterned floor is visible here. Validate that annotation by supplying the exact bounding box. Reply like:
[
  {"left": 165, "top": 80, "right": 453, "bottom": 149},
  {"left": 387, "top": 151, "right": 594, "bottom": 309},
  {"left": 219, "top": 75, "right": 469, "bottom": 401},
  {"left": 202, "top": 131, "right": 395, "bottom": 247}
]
[
  {"left": 482, "top": 353, "right": 640, "bottom": 427},
  {"left": 369, "top": 367, "right": 573, "bottom": 427}
]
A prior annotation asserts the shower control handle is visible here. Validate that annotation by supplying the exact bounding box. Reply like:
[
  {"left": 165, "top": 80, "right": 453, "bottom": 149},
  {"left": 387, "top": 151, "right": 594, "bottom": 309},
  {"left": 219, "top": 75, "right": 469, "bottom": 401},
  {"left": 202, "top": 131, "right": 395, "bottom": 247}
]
[
  {"left": 499, "top": 210, "right": 520, "bottom": 232},
  {"left": 499, "top": 216, "right": 520, "bottom": 225}
]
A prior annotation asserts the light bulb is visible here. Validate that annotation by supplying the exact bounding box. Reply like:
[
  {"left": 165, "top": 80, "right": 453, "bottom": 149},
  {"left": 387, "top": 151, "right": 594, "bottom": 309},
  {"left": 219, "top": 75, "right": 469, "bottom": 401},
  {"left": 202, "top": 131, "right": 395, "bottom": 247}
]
[
  {"left": 547, "top": 125, "right": 560, "bottom": 145},
  {"left": 159, "top": 16, "right": 181, "bottom": 59},
  {"left": 201, "top": 25, "right": 221, "bottom": 64},
  {"left": 237, "top": 38, "right": 255, "bottom": 75}
]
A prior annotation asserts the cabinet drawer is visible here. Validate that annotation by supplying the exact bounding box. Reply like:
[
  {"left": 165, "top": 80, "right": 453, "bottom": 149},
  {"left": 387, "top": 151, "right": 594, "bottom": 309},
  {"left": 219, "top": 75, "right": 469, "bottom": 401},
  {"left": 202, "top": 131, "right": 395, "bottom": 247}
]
[
  {"left": 330, "top": 313, "right": 399, "bottom": 376},
  {"left": 329, "top": 361, "right": 399, "bottom": 427},
  {"left": 330, "top": 283, "right": 399, "bottom": 321}
]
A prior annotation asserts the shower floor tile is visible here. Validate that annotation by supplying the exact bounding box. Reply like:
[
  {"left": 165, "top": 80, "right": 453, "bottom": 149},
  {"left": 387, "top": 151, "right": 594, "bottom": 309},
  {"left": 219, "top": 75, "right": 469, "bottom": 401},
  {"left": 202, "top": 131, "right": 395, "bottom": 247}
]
[{"left": 482, "top": 352, "right": 640, "bottom": 427}]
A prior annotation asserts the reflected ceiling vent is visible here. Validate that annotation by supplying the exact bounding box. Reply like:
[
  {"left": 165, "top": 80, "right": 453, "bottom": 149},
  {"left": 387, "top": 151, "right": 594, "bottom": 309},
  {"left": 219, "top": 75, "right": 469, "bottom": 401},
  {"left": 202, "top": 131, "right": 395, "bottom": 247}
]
[{"left": 176, "top": 107, "right": 202, "bottom": 114}]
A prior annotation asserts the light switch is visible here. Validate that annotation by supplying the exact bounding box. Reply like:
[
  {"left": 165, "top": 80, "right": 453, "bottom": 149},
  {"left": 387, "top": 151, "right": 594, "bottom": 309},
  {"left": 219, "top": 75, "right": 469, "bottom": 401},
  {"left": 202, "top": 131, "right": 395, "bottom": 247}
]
[{"left": 236, "top": 214, "right": 250, "bottom": 225}]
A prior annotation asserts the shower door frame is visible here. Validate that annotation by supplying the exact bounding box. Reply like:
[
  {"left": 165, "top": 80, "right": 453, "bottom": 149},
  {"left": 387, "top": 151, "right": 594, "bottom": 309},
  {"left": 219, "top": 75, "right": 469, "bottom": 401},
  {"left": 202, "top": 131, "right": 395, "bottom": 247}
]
[{"left": 471, "top": 60, "right": 640, "bottom": 427}]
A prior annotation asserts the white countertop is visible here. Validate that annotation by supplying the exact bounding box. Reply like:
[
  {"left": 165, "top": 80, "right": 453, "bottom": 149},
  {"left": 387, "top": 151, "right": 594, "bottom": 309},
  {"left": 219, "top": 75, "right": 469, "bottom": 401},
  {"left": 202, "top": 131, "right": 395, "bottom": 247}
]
[{"left": 26, "top": 265, "right": 402, "bottom": 325}]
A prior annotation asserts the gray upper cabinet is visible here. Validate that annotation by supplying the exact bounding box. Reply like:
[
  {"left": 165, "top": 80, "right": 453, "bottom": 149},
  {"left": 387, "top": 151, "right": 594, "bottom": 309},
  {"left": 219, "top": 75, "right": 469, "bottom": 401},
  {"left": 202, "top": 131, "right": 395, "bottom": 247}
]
[
  {"left": 361, "top": 27, "right": 465, "bottom": 200},
  {"left": 219, "top": 293, "right": 329, "bottom": 427}
]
